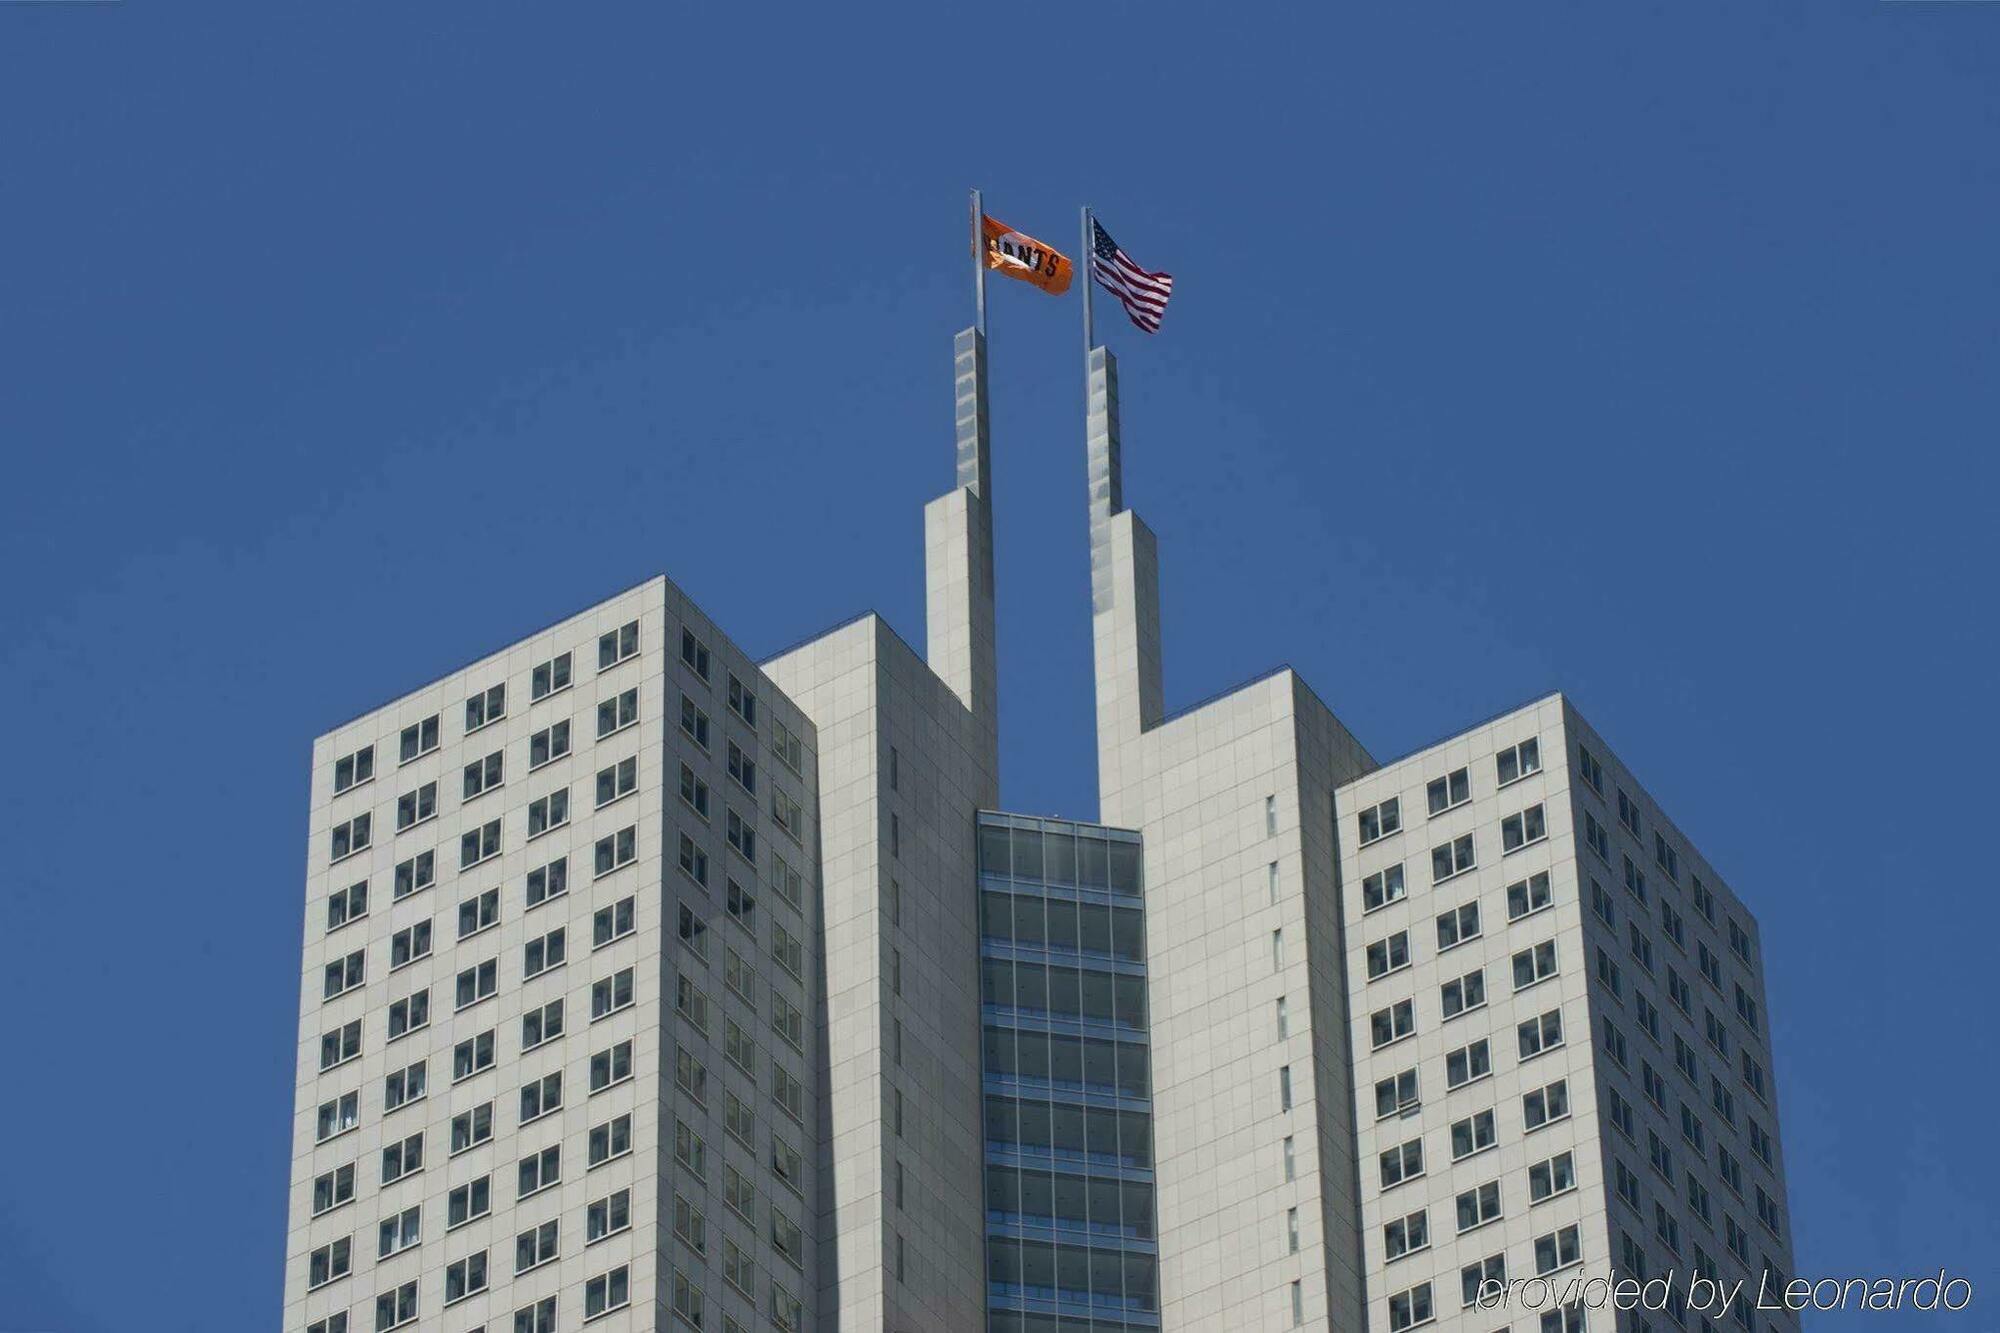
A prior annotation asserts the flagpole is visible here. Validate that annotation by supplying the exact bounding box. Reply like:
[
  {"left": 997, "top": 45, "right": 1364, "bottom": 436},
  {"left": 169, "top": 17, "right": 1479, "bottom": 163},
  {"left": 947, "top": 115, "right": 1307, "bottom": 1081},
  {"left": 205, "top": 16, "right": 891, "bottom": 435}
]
[
  {"left": 971, "top": 188, "right": 987, "bottom": 337},
  {"left": 1080, "top": 205, "right": 1096, "bottom": 354}
]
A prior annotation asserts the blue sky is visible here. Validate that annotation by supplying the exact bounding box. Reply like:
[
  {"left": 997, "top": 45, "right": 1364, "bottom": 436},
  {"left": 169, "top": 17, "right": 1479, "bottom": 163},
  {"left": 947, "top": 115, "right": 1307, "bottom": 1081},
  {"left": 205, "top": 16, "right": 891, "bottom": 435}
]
[{"left": 2, "top": 3, "right": 1995, "bottom": 1328}]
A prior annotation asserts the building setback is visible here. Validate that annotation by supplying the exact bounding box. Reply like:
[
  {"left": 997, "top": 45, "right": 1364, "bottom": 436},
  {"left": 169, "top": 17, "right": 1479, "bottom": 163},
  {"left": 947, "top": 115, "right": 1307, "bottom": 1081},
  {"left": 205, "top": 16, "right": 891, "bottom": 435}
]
[{"left": 282, "top": 324, "right": 1795, "bottom": 1333}]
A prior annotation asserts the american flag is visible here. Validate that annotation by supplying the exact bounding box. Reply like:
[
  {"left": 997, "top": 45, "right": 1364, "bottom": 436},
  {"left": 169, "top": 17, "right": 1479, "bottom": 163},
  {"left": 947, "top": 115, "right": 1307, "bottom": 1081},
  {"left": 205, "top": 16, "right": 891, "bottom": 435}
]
[{"left": 1090, "top": 219, "right": 1174, "bottom": 333}]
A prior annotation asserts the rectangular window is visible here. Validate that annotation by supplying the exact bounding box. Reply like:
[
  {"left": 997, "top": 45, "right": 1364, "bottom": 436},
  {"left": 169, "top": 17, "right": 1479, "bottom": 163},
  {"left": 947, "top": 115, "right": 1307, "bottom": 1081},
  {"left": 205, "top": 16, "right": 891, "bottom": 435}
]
[
  {"left": 678, "top": 832, "right": 708, "bottom": 885},
  {"left": 595, "top": 895, "right": 637, "bottom": 947},
  {"left": 592, "top": 967, "right": 635, "bottom": 1020},
  {"left": 386, "top": 989, "right": 429, "bottom": 1041},
  {"left": 1501, "top": 803, "right": 1547, "bottom": 852},
  {"left": 451, "top": 1030, "right": 495, "bottom": 1081},
  {"left": 1512, "top": 940, "right": 1559, "bottom": 990},
  {"left": 1359, "top": 797, "right": 1402, "bottom": 845},
  {"left": 1440, "top": 968, "right": 1486, "bottom": 1019},
  {"left": 515, "top": 1218, "right": 560, "bottom": 1274},
  {"left": 727, "top": 807, "right": 758, "bottom": 860},
  {"left": 531, "top": 649, "right": 573, "bottom": 701},
  {"left": 727, "top": 672, "right": 758, "bottom": 726},
  {"left": 1430, "top": 834, "right": 1475, "bottom": 883},
  {"left": 1455, "top": 1180, "right": 1502, "bottom": 1232},
  {"left": 519, "top": 1072, "right": 562, "bottom": 1124},
  {"left": 465, "top": 683, "right": 506, "bottom": 733},
  {"left": 599, "top": 619, "right": 640, "bottom": 669},
  {"left": 589, "top": 1111, "right": 634, "bottom": 1167},
  {"left": 316, "top": 1091, "right": 359, "bottom": 1142},
  {"left": 680, "top": 762, "right": 710, "bottom": 818},
  {"left": 457, "top": 888, "right": 499, "bottom": 940},
  {"left": 525, "top": 854, "right": 568, "bottom": 909},
  {"left": 1529, "top": 1150, "right": 1576, "bottom": 1202},
  {"left": 528, "top": 721, "right": 570, "bottom": 769},
  {"left": 1654, "top": 831, "right": 1680, "bottom": 882},
  {"left": 460, "top": 818, "right": 501, "bottom": 869},
  {"left": 1370, "top": 999, "right": 1416, "bottom": 1049},
  {"left": 1361, "top": 863, "right": 1406, "bottom": 912},
  {"left": 393, "top": 850, "right": 435, "bottom": 900},
  {"left": 449, "top": 1102, "right": 493, "bottom": 1154},
  {"left": 590, "top": 1039, "right": 634, "bottom": 1092},
  {"left": 727, "top": 741, "right": 758, "bottom": 794},
  {"left": 312, "top": 1163, "right": 356, "bottom": 1215},
  {"left": 595, "top": 688, "right": 638, "bottom": 740},
  {"left": 326, "top": 879, "right": 369, "bottom": 932},
  {"left": 398, "top": 715, "right": 439, "bottom": 764},
  {"left": 1535, "top": 1223, "right": 1582, "bottom": 1274},
  {"left": 329, "top": 813, "right": 371, "bottom": 863},
  {"left": 526, "top": 787, "right": 570, "bottom": 837},
  {"left": 587, "top": 1187, "right": 632, "bottom": 1242},
  {"left": 380, "top": 1131, "right": 423, "bottom": 1184},
  {"left": 333, "top": 744, "right": 375, "bottom": 794},
  {"left": 1517, "top": 1008, "right": 1564, "bottom": 1058},
  {"left": 1496, "top": 737, "right": 1540, "bottom": 786},
  {"left": 1374, "top": 1067, "right": 1421, "bottom": 1118},
  {"left": 1507, "top": 870, "right": 1553, "bottom": 919},
  {"left": 681, "top": 693, "right": 711, "bottom": 749},
  {"left": 383, "top": 1060, "right": 426, "bottom": 1112},
  {"left": 1445, "top": 1038, "right": 1491, "bottom": 1089},
  {"left": 681, "top": 627, "right": 711, "bottom": 679},
  {"left": 307, "top": 1236, "right": 351, "bottom": 1289},
  {"left": 524, "top": 926, "right": 567, "bottom": 978},
  {"left": 1522, "top": 1078, "right": 1569, "bottom": 1130},
  {"left": 389, "top": 921, "right": 432, "bottom": 970},
  {"left": 323, "top": 949, "right": 365, "bottom": 999},
  {"left": 517, "top": 1144, "right": 561, "bottom": 1198},
  {"left": 394, "top": 781, "right": 436, "bottom": 831},
  {"left": 595, "top": 825, "right": 637, "bottom": 876},
  {"left": 1384, "top": 1208, "right": 1430, "bottom": 1261},
  {"left": 1367, "top": 931, "right": 1411, "bottom": 980},
  {"left": 1617, "top": 787, "right": 1642, "bottom": 837},
  {"left": 1450, "top": 1109, "right": 1496, "bottom": 1161},
  {"left": 1435, "top": 901, "right": 1480, "bottom": 951},
  {"left": 447, "top": 1175, "right": 490, "bottom": 1229},
  {"left": 1388, "top": 1282, "right": 1434, "bottom": 1332},
  {"left": 521, "top": 999, "right": 564, "bottom": 1051},
  {"left": 1426, "top": 767, "right": 1470, "bottom": 815},
  {"left": 1380, "top": 1136, "right": 1424, "bottom": 1187}
]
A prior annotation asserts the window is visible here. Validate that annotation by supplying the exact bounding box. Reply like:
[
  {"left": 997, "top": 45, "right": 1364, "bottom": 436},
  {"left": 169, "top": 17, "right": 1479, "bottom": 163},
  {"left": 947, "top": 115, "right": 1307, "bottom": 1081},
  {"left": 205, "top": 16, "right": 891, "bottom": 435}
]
[
  {"left": 522, "top": 999, "right": 564, "bottom": 1050},
  {"left": 1648, "top": 1128, "right": 1676, "bottom": 1178},
  {"left": 772, "top": 1135, "right": 805, "bottom": 1197},
  {"left": 681, "top": 627, "right": 711, "bottom": 678},
  {"left": 520, "top": 1072, "right": 563, "bottom": 1124},
  {"left": 1431, "top": 834, "right": 1475, "bottom": 883},
  {"left": 599, "top": 619, "right": 639, "bottom": 669},
  {"left": 1693, "top": 877, "right": 1717, "bottom": 923},
  {"left": 590, "top": 1112, "right": 633, "bottom": 1166},
  {"left": 378, "top": 1206, "right": 420, "bottom": 1258},
  {"left": 1435, "top": 901, "right": 1480, "bottom": 950},
  {"left": 1536, "top": 1224, "right": 1582, "bottom": 1274},
  {"left": 529, "top": 721, "right": 570, "bottom": 769},
  {"left": 1361, "top": 863, "right": 1406, "bottom": 912},
  {"left": 1529, "top": 1150, "right": 1576, "bottom": 1202},
  {"left": 1655, "top": 831, "right": 1680, "bottom": 882},
  {"left": 312, "top": 1163, "right": 356, "bottom": 1215},
  {"left": 514, "top": 1297, "right": 558, "bottom": 1333},
  {"left": 1518, "top": 1009, "right": 1564, "bottom": 1059},
  {"left": 1661, "top": 899, "right": 1685, "bottom": 949},
  {"left": 771, "top": 992, "right": 805, "bottom": 1051},
  {"left": 1756, "top": 1186, "right": 1783, "bottom": 1237},
  {"left": 1441, "top": 968, "right": 1486, "bottom": 1019},
  {"left": 1604, "top": 1017, "right": 1629, "bottom": 1068},
  {"left": 1704, "top": 1008, "right": 1731, "bottom": 1056},
  {"left": 1450, "top": 1109, "right": 1496, "bottom": 1160},
  {"left": 1615, "top": 1158, "right": 1641, "bottom": 1206},
  {"left": 387, "top": 989, "right": 430, "bottom": 1040},
  {"left": 1750, "top": 1118, "right": 1775, "bottom": 1167},
  {"left": 1686, "top": 1173, "right": 1711, "bottom": 1223},
  {"left": 458, "top": 887, "right": 500, "bottom": 940},
  {"left": 1455, "top": 1180, "right": 1502, "bottom": 1232},
  {"left": 1542, "top": 1304, "right": 1586, "bottom": 1333},
  {"left": 771, "top": 851, "right": 804, "bottom": 910},
  {"left": 1283, "top": 1135, "right": 1296, "bottom": 1181},
  {"left": 444, "top": 1250, "right": 489, "bottom": 1304},
  {"left": 772, "top": 1281, "right": 804, "bottom": 1333},
  {"left": 675, "top": 1190, "right": 708, "bottom": 1253},
  {"left": 465, "top": 683, "right": 506, "bottom": 732},
  {"left": 527, "top": 786, "right": 570, "bottom": 837},
  {"left": 1279, "top": 1065, "right": 1294, "bottom": 1110},
  {"left": 593, "top": 967, "right": 635, "bottom": 1020},
  {"left": 1742, "top": 1051, "right": 1767, "bottom": 1101},
  {"left": 1577, "top": 743, "right": 1604, "bottom": 793},
  {"left": 526, "top": 855, "right": 568, "bottom": 908},
  {"left": 727, "top": 672, "right": 758, "bottom": 726},
  {"left": 516, "top": 1219, "right": 559, "bottom": 1274},
  {"left": 727, "top": 741, "right": 757, "bottom": 794},
  {"left": 1605, "top": 1085, "right": 1635, "bottom": 1139},
  {"left": 1427, "top": 767, "right": 1470, "bottom": 815},
  {"left": 1446, "top": 1038, "right": 1491, "bottom": 1088},
  {"left": 333, "top": 744, "right": 375, "bottom": 794},
  {"left": 772, "top": 786, "right": 804, "bottom": 842},
  {"left": 588, "top": 1187, "right": 632, "bottom": 1242},
  {"left": 326, "top": 879, "right": 369, "bottom": 932},
  {"left": 726, "top": 806, "right": 757, "bottom": 860},
  {"left": 1583, "top": 811, "right": 1610, "bottom": 861},
  {"left": 1699, "top": 941, "right": 1723, "bottom": 988},
  {"left": 590, "top": 1039, "right": 634, "bottom": 1092},
  {"left": 596, "top": 687, "right": 638, "bottom": 739},
  {"left": 1726, "top": 1214, "right": 1750, "bottom": 1262},
  {"left": 524, "top": 926, "right": 567, "bottom": 978},
  {"left": 1630, "top": 923, "right": 1655, "bottom": 972},
  {"left": 450, "top": 1102, "right": 493, "bottom": 1154},
  {"left": 389, "top": 921, "right": 432, "bottom": 970},
  {"left": 1388, "top": 1281, "right": 1434, "bottom": 1332},
  {"left": 1359, "top": 797, "right": 1402, "bottom": 845},
  {"left": 1497, "top": 738, "right": 1541, "bottom": 786},
  {"left": 323, "top": 949, "right": 365, "bottom": 999},
  {"left": 1729, "top": 917, "right": 1755, "bottom": 964},
  {"left": 595, "top": 825, "right": 637, "bottom": 876},
  {"left": 1710, "top": 1076, "right": 1736, "bottom": 1124},
  {"left": 1644, "top": 1061, "right": 1669, "bottom": 1109},
  {"left": 775, "top": 1061, "right": 805, "bottom": 1123},
  {"left": 1522, "top": 1078, "right": 1569, "bottom": 1130},
  {"left": 383, "top": 1060, "right": 426, "bottom": 1112},
  {"left": 680, "top": 903, "right": 709, "bottom": 958},
  {"left": 772, "top": 1207, "right": 805, "bottom": 1270},
  {"left": 518, "top": 1144, "right": 561, "bottom": 1198},
  {"left": 447, "top": 1176, "right": 491, "bottom": 1229},
  {"left": 460, "top": 818, "right": 501, "bottom": 869},
  {"left": 531, "top": 649, "right": 573, "bottom": 700},
  {"left": 1617, "top": 787, "right": 1641, "bottom": 837},
  {"left": 1508, "top": 870, "right": 1553, "bottom": 919},
  {"left": 725, "top": 1162, "right": 756, "bottom": 1222},
  {"left": 681, "top": 693, "right": 711, "bottom": 749},
  {"left": 1380, "top": 1135, "right": 1424, "bottom": 1187},
  {"left": 1374, "top": 1067, "right": 1420, "bottom": 1118},
  {"left": 1366, "top": 931, "right": 1409, "bottom": 980},
  {"left": 380, "top": 1132, "right": 423, "bottom": 1184},
  {"left": 307, "top": 1236, "right": 351, "bottom": 1289},
  {"left": 1502, "top": 803, "right": 1547, "bottom": 852},
  {"left": 1675, "top": 1033, "right": 1700, "bottom": 1081},
  {"left": 395, "top": 781, "right": 436, "bottom": 831},
  {"left": 1462, "top": 1253, "right": 1506, "bottom": 1307},
  {"left": 1384, "top": 1209, "right": 1430, "bottom": 1261},
  {"left": 595, "top": 895, "right": 637, "bottom": 947},
  {"left": 1371, "top": 999, "right": 1416, "bottom": 1049},
  {"left": 677, "top": 832, "right": 707, "bottom": 885},
  {"left": 1596, "top": 947, "right": 1623, "bottom": 1000},
  {"left": 1735, "top": 983, "right": 1760, "bottom": 1030},
  {"left": 452, "top": 1030, "right": 495, "bottom": 1081},
  {"left": 393, "top": 850, "right": 434, "bottom": 900},
  {"left": 680, "top": 762, "right": 710, "bottom": 817},
  {"left": 398, "top": 715, "right": 439, "bottom": 764},
  {"left": 675, "top": 1117, "right": 708, "bottom": 1177},
  {"left": 329, "top": 813, "right": 371, "bottom": 863},
  {"left": 1513, "top": 940, "right": 1558, "bottom": 990},
  {"left": 1666, "top": 966, "right": 1692, "bottom": 1015},
  {"left": 1636, "top": 992, "right": 1662, "bottom": 1042}
]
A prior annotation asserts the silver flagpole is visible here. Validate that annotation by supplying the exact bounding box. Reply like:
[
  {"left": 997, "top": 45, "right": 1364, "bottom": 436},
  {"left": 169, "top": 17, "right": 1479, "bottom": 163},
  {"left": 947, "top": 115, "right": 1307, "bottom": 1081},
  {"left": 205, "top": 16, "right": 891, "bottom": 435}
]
[
  {"left": 972, "top": 188, "right": 987, "bottom": 337},
  {"left": 1080, "top": 205, "right": 1096, "bottom": 354}
]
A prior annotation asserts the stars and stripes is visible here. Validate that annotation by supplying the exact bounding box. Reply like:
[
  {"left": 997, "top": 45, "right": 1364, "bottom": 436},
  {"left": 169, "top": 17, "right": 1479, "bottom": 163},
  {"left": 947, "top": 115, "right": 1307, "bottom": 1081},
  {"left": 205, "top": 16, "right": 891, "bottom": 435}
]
[{"left": 1090, "top": 219, "right": 1174, "bottom": 333}]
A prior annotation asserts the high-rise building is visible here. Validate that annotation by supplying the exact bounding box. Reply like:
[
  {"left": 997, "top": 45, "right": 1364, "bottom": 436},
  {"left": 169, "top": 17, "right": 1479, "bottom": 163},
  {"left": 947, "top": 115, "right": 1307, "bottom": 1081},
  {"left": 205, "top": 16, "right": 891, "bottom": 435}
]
[{"left": 283, "top": 326, "right": 1794, "bottom": 1333}]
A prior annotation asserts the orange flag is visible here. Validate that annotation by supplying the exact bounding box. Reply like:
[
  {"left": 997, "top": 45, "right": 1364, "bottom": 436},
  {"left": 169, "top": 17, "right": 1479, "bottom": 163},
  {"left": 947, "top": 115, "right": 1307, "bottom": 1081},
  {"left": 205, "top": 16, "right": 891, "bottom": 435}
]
[{"left": 982, "top": 215, "right": 1072, "bottom": 295}]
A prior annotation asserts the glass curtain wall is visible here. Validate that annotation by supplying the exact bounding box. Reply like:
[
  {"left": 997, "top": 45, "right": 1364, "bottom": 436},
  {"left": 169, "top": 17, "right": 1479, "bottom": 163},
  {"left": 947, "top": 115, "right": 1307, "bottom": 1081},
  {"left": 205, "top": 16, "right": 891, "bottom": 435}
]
[{"left": 977, "top": 813, "right": 1159, "bottom": 1333}]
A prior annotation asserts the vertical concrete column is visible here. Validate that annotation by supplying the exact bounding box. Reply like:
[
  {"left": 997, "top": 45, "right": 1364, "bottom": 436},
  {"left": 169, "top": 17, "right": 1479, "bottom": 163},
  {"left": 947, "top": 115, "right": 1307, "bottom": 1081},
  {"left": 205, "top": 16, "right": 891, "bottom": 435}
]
[{"left": 1087, "top": 345, "right": 1164, "bottom": 817}]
